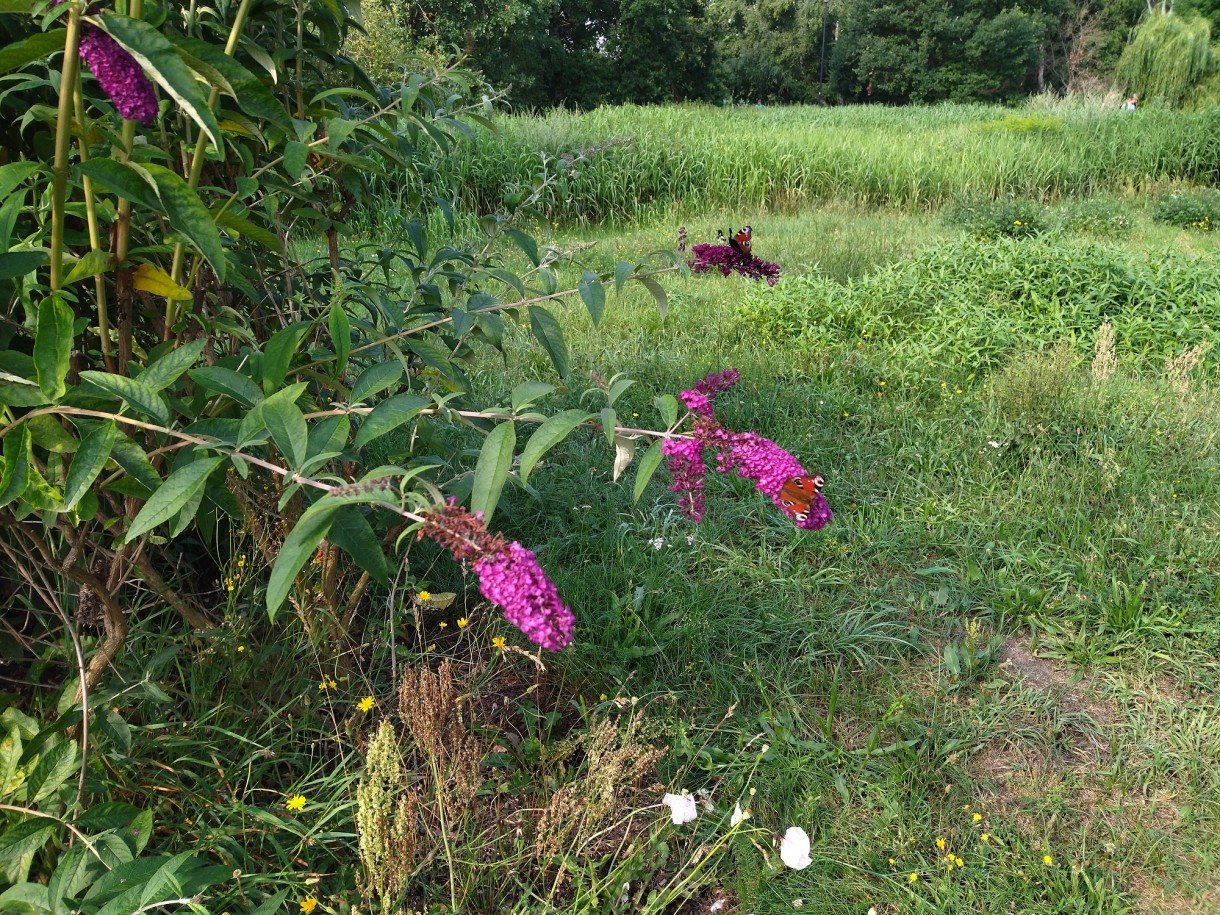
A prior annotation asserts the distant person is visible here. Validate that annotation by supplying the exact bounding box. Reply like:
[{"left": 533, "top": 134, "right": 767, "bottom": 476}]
[{"left": 1124, "top": 93, "right": 1139, "bottom": 112}]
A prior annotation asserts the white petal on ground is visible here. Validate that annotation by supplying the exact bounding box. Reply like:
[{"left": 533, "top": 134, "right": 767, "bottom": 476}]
[
  {"left": 730, "top": 802, "right": 750, "bottom": 827},
  {"left": 779, "top": 826, "right": 812, "bottom": 869},
  {"left": 662, "top": 792, "right": 698, "bottom": 824}
]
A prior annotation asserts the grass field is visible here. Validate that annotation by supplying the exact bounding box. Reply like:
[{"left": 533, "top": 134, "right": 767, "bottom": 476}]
[{"left": 41, "top": 106, "right": 1220, "bottom": 914}]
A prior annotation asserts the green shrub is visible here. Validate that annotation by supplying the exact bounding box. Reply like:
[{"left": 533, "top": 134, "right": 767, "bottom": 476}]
[
  {"left": 945, "top": 195, "right": 1050, "bottom": 238},
  {"left": 1151, "top": 187, "right": 1220, "bottom": 230},
  {"left": 1058, "top": 195, "right": 1134, "bottom": 238}
]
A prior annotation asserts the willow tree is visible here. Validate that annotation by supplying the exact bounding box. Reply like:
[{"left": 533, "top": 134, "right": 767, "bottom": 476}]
[{"left": 1115, "top": 9, "right": 1214, "bottom": 105}]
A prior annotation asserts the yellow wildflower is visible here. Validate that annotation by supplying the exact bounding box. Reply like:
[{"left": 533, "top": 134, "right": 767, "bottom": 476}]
[
  {"left": 357, "top": 696, "right": 374, "bottom": 713},
  {"left": 418, "top": 590, "right": 432, "bottom": 601},
  {"left": 300, "top": 897, "right": 318, "bottom": 914},
  {"left": 908, "top": 873, "right": 919, "bottom": 883},
  {"left": 981, "top": 834, "right": 990, "bottom": 843},
  {"left": 438, "top": 621, "right": 448, "bottom": 629},
  {"left": 973, "top": 813, "right": 982, "bottom": 822},
  {"left": 1043, "top": 854, "right": 1053, "bottom": 866},
  {"left": 457, "top": 617, "right": 469, "bottom": 629},
  {"left": 936, "top": 837, "right": 946, "bottom": 850},
  {"left": 286, "top": 794, "right": 306, "bottom": 812},
  {"left": 492, "top": 636, "right": 506, "bottom": 649}
]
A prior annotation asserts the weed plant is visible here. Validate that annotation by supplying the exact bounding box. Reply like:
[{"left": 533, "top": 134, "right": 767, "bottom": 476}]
[{"left": 1151, "top": 186, "right": 1220, "bottom": 230}]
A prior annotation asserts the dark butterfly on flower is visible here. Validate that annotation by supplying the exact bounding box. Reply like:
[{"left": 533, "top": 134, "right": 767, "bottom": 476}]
[
  {"left": 779, "top": 474, "right": 824, "bottom": 523},
  {"left": 729, "top": 225, "right": 752, "bottom": 255}
]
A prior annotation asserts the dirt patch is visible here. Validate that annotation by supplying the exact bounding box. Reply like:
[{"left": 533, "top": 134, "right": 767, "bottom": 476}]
[
  {"left": 996, "top": 636, "right": 1115, "bottom": 724},
  {"left": 1130, "top": 877, "right": 1220, "bottom": 915}
]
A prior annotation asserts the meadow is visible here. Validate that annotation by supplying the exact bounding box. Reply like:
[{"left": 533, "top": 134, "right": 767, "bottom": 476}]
[{"left": 14, "top": 101, "right": 1218, "bottom": 915}]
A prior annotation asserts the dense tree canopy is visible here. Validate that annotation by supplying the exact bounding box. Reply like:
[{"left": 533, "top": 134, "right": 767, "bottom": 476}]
[{"left": 351, "top": 0, "right": 1200, "bottom": 107}]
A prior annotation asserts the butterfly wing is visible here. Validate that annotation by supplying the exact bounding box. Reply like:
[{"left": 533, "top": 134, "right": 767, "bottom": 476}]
[
  {"left": 778, "top": 474, "right": 824, "bottom": 522},
  {"left": 729, "top": 225, "right": 752, "bottom": 255}
]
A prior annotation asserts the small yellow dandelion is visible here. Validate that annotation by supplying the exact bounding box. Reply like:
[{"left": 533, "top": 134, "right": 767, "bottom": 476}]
[
  {"left": 973, "top": 813, "right": 982, "bottom": 822},
  {"left": 237, "top": 645, "right": 245, "bottom": 652},
  {"left": 492, "top": 636, "right": 506, "bottom": 649},
  {"left": 300, "top": 897, "right": 318, "bottom": 914},
  {"left": 357, "top": 696, "right": 374, "bottom": 713},
  {"left": 438, "top": 621, "right": 448, "bottom": 629},
  {"left": 286, "top": 794, "right": 306, "bottom": 812},
  {"left": 1043, "top": 854, "right": 1053, "bottom": 866},
  {"left": 457, "top": 617, "right": 469, "bottom": 629},
  {"left": 878, "top": 380, "right": 886, "bottom": 386},
  {"left": 954, "top": 856, "right": 964, "bottom": 867},
  {"left": 909, "top": 873, "right": 919, "bottom": 883},
  {"left": 417, "top": 590, "right": 432, "bottom": 601},
  {"left": 936, "top": 837, "right": 946, "bottom": 850},
  {"left": 889, "top": 858, "right": 896, "bottom": 865},
  {"left": 599, "top": 693, "right": 607, "bottom": 701},
  {"left": 981, "top": 834, "right": 990, "bottom": 843},
  {"left": 962, "top": 804, "right": 970, "bottom": 811}
]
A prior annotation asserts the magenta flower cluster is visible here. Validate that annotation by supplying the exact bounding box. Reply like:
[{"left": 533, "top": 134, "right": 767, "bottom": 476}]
[
  {"left": 422, "top": 502, "right": 574, "bottom": 650},
  {"left": 689, "top": 244, "right": 781, "bottom": 286},
  {"left": 663, "top": 370, "right": 831, "bottom": 530},
  {"left": 79, "top": 25, "right": 159, "bottom": 123},
  {"left": 473, "top": 542, "right": 575, "bottom": 651}
]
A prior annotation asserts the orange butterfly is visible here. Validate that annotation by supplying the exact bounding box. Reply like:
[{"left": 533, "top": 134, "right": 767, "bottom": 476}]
[
  {"left": 729, "top": 225, "right": 752, "bottom": 255},
  {"left": 779, "top": 474, "right": 824, "bottom": 523}
]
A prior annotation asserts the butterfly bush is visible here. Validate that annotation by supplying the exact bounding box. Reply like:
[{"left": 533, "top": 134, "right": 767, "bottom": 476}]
[
  {"left": 59, "top": 3, "right": 159, "bottom": 124},
  {"left": 688, "top": 244, "right": 781, "bottom": 286},
  {"left": 421, "top": 502, "right": 575, "bottom": 650},
  {"left": 663, "top": 370, "right": 832, "bottom": 530}
]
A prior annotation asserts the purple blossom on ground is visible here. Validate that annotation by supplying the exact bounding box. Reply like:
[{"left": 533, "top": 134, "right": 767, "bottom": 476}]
[
  {"left": 79, "top": 25, "right": 158, "bottom": 124},
  {"left": 661, "top": 435, "right": 707, "bottom": 522},
  {"left": 473, "top": 541, "right": 575, "bottom": 651},
  {"left": 694, "top": 368, "right": 741, "bottom": 398},
  {"left": 689, "top": 244, "right": 781, "bottom": 286}
]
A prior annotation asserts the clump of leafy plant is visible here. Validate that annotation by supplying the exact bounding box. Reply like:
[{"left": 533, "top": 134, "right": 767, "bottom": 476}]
[
  {"left": 1058, "top": 195, "right": 1133, "bottom": 238},
  {"left": 946, "top": 195, "right": 1049, "bottom": 238},
  {"left": 1151, "top": 187, "right": 1220, "bottom": 230}
]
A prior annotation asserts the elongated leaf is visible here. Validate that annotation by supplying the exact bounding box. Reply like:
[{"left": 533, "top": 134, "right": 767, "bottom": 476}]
[
  {"left": 109, "top": 433, "right": 161, "bottom": 492},
  {"left": 125, "top": 456, "right": 224, "bottom": 542},
  {"left": 266, "top": 501, "right": 338, "bottom": 620},
  {"left": 212, "top": 209, "right": 281, "bottom": 251},
  {"left": 262, "top": 387, "right": 308, "bottom": 469},
  {"left": 307, "top": 414, "right": 349, "bottom": 462},
  {"left": 612, "top": 434, "right": 636, "bottom": 481},
  {"left": 511, "top": 382, "right": 554, "bottom": 412},
  {"left": 0, "top": 426, "right": 30, "bottom": 510},
  {"left": 77, "top": 159, "right": 162, "bottom": 212},
  {"left": 132, "top": 262, "right": 190, "bottom": 300},
  {"left": 0, "top": 819, "right": 54, "bottom": 884},
  {"left": 329, "top": 507, "right": 389, "bottom": 584},
  {"left": 63, "top": 421, "right": 116, "bottom": 512},
  {"left": 329, "top": 303, "right": 350, "bottom": 377},
  {"left": 600, "top": 406, "right": 617, "bottom": 447},
  {"left": 25, "top": 739, "right": 76, "bottom": 804},
  {"left": 171, "top": 35, "right": 294, "bottom": 130},
  {"left": 614, "top": 260, "right": 633, "bottom": 294},
  {"left": 261, "top": 321, "right": 312, "bottom": 392},
  {"left": 97, "top": 14, "right": 221, "bottom": 150},
  {"left": 34, "top": 295, "right": 73, "bottom": 401},
  {"left": 504, "top": 228, "right": 538, "bottom": 266},
  {"left": 633, "top": 438, "right": 665, "bottom": 503},
  {"left": 528, "top": 305, "right": 569, "bottom": 379},
  {"left": 406, "top": 335, "right": 468, "bottom": 391},
  {"left": 0, "top": 162, "right": 43, "bottom": 204},
  {"left": 471, "top": 421, "right": 515, "bottom": 524},
  {"left": 349, "top": 360, "right": 402, "bottom": 403},
  {"left": 63, "top": 249, "right": 114, "bottom": 286},
  {"left": 79, "top": 371, "right": 169, "bottom": 426},
  {"left": 0, "top": 725, "right": 21, "bottom": 798},
  {"left": 187, "top": 365, "right": 263, "bottom": 407},
  {"left": 0, "top": 29, "right": 63, "bottom": 77},
  {"left": 138, "top": 339, "right": 204, "bottom": 391},
  {"left": 578, "top": 271, "right": 605, "bottom": 326},
  {"left": 518, "top": 409, "right": 589, "bottom": 484},
  {"left": 143, "top": 164, "right": 225, "bottom": 278},
  {"left": 0, "top": 249, "right": 48, "bottom": 280},
  {"left": 353, "top": 393, "right": 428, "bottom": 448},
  {"left": 283, "top": 140, "right": 309, "bottom": 180},
  {"left": 636, "top": 274, "right": 668, "bottom": 321}
]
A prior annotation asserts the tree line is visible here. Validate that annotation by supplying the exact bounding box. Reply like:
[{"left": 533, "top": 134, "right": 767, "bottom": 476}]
[{"left": 350, "top": 0, "right": 1220, "bottom": 107}]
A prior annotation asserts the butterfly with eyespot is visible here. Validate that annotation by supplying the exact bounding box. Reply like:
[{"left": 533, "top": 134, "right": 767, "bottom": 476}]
[
  {"left": 729, "top": 225, "right": 752, "bottom": 255},
  {"left": 778, "top": 474, "right": 825, "bottom": 523}
]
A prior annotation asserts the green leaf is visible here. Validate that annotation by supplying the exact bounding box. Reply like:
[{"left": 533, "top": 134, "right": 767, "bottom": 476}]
[
  {"left": 349, "top": 360, "right": 402, "bottom": 404},
  {"left": 266, "top": 501, "right": 339, "bottom": 620},
  {"left": 528, "top": 306, "right": 569, "bottom": 379},
  {"left": 27, "top": 414, "right": 76, "bottom": 453},
  {"left": 471, "top": 421, "right": 515, "bottom": 524},
  {"left": 34, "top": 295, "right": 73, "bottom": 401},
  {"left": 187, "top": 365, "right": 263, "bottom": 408},
  {"left": 125, "top": 456, "right": 224, "bottom": 542},
  {"left": 171, "top": 36, "right": 294, "bottom": 131},
  {"left": 138, "top": 339, "right": 204, "bottom": 392},
  {"left": 636, "top": 274, "right": 668, "bottom": 321},
  {"left": 600, "top": 407, "right": 617, "bottom": 448},
  {"left": 329, "top": 303, "right": 350, "bottom": 377},
  {"left": 63, "top": 421, "right": 116, "bottom": 512},
  {"left": 353, "top": 393, "right": 428, "bottom": 449},
  {"left": 0, "top": 820, "right": 55, "bottom": 884},
  {"left": 577, "top": 271, "right": 605, "bottom": 326},
  {"left": 261, "top": 321, "right": 313, "bottom": 393},
  {"left": 0, "top": 426, "right": 32, "bottom": 510},
  {"left": 211, "top": 209, "right": 281, "bottom": 251},
  {"left": 109, "top": 433, "right": 162, "bottom": 492},
  {"left": 504, "top": 228, "right": 539, "bottom": 266},
  {"left": 0, "top": 249, "right": 48, "bottom": 280},
  {"left": 79, "top": 371, "right": 170, "bottom": 426},
  {"left": 94, "top": 707, "right": 131, "bottom": 757},
  {"left": 0, "top": 162, "right": 43, "bottom": 204},
  {"left": 607, "top": 377, "right": 635, "bottom": 407},
  {"left": 656, "top": 394, "right": 679, "bottom": 427},
  {"left": 62, "top": 249, "right": 114, "bottom": 286},
  {"left": 77, "top": 160, "right": 162, "bottom": 212},
  {"left": 518, "top": 409, "right": 590, "bottom": 484},
  {"left": 329, "top": 507, "right": 389, "bottom": 584},
  {"left": 307, "top": 414, "right": 349, "bottom": 462},
  {"left": 142, "top": 164, "right": 225, "bottom": 279},
  {"left": 0, "top": 725, "right": 22, "bottom": 799},
  {"left": 0, "top": 29, "right": 63, "bottom": 77},
  {"left": 25, "top": 739, "right": 76, "bottom": 805},
  {"left": 633, "top": 439, "right": 665, "bottom": 503},
  {"left": 96, "top": 14, "right": 221, "bottom": 150},
  {"left": 283, "top": 140, "right": 309, "bottom": 180},
  {"left": 262, "top": 386, "right": 308, "bottom": 470},
  {"left": 613, "top": 260, "right": 633, "bottom": 294},
  {"left": 510, "top": 382, "right": 555, "bottom": 412}
]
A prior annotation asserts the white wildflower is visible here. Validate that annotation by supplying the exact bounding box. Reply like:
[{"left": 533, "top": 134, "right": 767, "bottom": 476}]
[
  {"left": 662, "top": 792, "right": 698, "bottom": 825},
  {"left": 779, "top": 826, "right": 812, "bottom": 870}
]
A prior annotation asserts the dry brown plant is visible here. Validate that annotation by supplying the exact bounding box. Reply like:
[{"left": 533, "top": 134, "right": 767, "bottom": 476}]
[
  {"left": 1091, "top": 321, "right": 1117, "bottom": 384},
  {"left": 1165, "top": 343, "right": 1209, "bottom": 395}
]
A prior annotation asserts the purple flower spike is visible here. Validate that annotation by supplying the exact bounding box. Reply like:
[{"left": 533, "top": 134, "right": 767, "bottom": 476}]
[
  {"left": 689, "top": 244, "right": 781, "bottom": 286},
  {"left": 79, "top": 26, "right": 158, "bottom": 124},
  {"left": 473, "top": 542, "right": 575, "bottom": 651},
  {"left": 661, "top": 436, "right": 707, "bottom": 522}
]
